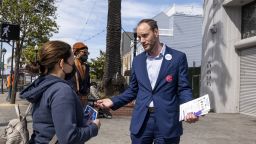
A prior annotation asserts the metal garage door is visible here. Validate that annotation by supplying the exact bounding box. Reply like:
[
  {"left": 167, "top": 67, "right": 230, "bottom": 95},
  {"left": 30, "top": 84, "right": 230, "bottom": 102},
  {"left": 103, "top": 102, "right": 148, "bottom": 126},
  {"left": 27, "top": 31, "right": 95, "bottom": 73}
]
[{"left": 240, "top": 47, "right": 256, "bottom": 116}]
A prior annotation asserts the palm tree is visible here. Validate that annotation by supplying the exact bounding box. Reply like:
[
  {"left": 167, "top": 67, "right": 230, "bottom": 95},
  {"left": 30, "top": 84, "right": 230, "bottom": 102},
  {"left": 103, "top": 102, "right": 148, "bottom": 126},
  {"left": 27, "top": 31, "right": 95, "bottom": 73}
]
[{"left": 103, "top": 0, "right": 122, "bottom": 97}]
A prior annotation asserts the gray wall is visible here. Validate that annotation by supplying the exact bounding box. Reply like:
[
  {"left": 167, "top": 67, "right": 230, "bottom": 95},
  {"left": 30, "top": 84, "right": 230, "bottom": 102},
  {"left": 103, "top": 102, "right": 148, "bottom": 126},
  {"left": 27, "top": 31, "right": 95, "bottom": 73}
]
[
  {"left": 201, "top": 0, "right": 244, "bottom": 113},
  {"left": 121, "top": 32, "right": 134, "bottom": 56},
  {"left": 155, "top": 14, "right": 203, "bottom": 67},
  {"left": 153, "top": 12, "right": 170, "bottom": 29}
]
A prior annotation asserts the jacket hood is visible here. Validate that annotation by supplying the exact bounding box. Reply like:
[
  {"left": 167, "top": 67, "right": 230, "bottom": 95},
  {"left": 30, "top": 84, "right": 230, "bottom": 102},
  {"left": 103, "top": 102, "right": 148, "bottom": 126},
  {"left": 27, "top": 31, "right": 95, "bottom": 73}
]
[{"left": 20, "top": 75, "right": 68, "bottom": 103}]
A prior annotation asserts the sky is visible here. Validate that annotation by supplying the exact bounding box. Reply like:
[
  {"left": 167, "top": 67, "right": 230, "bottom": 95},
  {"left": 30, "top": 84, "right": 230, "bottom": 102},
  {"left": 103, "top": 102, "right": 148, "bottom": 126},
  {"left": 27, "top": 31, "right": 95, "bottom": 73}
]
[
  {"left": 51, "top": 0, "right": 203, "bottom": 60},
  {"left": 3, "top": 0, "right": 203, "bottom": 63}
]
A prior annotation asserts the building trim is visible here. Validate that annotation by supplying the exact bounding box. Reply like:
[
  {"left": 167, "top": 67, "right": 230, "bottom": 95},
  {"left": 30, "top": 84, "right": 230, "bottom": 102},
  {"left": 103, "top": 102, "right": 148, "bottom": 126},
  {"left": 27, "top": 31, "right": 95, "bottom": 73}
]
[
  {"left": 223, "top": 0, "right": 254, "bottom": 6},
  {"left": 235, "top": 36, "right": 256, "bottom": 50}
]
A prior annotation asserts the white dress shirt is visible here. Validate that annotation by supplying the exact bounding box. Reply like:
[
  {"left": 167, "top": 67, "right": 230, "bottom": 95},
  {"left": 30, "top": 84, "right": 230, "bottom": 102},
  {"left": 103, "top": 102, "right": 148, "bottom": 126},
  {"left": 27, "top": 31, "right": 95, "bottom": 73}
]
[{"left": 146, "top": 44, "right": 166, "bottom": 107}]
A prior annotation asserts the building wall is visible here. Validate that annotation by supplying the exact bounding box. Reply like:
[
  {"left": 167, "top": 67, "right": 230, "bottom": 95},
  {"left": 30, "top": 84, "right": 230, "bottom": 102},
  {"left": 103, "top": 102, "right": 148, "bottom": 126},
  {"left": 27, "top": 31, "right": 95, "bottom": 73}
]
[
  {"left": 120, "top": 32, "right": 134, "bottom": 78},
  {"left": 122, "top": 52, "right": 131, "bottom": 84},
  {"left": 171, "top": 15, "right": 202, "bottom": 67},
  {"left": 121, "top": 32, "right": 134, "bottom": 56},
  {"left": 201, "top": 0, "right": 254, "bottom": 113},
  {"left": 153, "top": 12, "right": 170, "bottom": 28},
  {"left": 154, "top": 14, "right": 202, "bottom": 67}
]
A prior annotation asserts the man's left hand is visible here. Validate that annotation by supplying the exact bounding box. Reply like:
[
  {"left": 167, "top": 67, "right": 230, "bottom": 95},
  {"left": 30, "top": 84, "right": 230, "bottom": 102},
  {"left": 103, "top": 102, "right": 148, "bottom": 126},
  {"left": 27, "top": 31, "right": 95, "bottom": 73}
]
[{"left": 184, "top": 112, "right": 199, "bottom": 123}]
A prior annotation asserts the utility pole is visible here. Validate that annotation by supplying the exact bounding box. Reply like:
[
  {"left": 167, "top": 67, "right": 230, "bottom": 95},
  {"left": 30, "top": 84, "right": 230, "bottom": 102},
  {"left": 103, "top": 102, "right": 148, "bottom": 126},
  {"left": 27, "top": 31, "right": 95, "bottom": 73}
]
[
  {"left": 10, "top": 40, "right": 15, "bottom": 104},
  {"left": 133, "top": 31, "right": 137, "bottom": 57},
  {"left": 1, "top": 48, "right": 6, "bottom": 94}
]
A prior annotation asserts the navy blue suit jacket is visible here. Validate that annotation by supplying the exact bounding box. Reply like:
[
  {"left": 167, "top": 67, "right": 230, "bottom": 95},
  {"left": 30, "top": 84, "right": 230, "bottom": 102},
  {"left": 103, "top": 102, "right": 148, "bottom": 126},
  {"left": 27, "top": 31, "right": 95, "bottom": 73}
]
[{"left": 111, "top": 46, "right": 192, "bottom": 138}]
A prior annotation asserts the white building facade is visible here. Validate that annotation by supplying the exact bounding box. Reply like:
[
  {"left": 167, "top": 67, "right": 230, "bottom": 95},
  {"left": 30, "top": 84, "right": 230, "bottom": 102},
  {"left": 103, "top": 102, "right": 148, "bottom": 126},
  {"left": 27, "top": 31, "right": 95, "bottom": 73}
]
[
  {"left": 201, "top": 0, "right": 256, "bottom": 116},
  {"left": 137, "top": 4, "right": 203, "bottom": 67}
]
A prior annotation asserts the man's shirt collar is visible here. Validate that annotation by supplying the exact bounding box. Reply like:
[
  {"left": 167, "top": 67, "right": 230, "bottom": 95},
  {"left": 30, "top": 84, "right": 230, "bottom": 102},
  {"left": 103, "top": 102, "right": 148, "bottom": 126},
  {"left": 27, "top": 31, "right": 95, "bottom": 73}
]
[{"left": 146, "top": 43, "right": 166, "bottom": 59}]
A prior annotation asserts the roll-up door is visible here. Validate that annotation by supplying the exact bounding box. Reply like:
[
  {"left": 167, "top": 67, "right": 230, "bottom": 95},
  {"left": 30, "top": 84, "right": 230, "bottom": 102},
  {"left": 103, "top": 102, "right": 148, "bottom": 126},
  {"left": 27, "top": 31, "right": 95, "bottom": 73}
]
[{"left": 240, "top": 47, "right": 256, "bottom": 116}]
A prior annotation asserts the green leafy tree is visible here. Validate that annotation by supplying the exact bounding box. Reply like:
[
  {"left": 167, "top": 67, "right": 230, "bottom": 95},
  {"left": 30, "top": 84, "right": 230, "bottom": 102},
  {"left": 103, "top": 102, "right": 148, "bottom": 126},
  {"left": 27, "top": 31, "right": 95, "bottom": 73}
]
[
  {"left": 89, "top": 50, "right": 105, "bottom": 80},
  {"left": 104, "top": 0, "right": 122, "bottom": 97},
  {"left": 0, "top": 0, "right": 58, "bottom": 103},
  {"left": 21, "top": 45, "right": 41, "bottom": 65}
]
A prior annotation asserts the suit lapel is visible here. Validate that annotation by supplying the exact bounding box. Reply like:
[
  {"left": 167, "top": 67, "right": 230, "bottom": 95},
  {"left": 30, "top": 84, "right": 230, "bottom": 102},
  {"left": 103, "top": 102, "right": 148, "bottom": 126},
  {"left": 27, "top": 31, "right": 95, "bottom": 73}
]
[
  {"left": 138, "top": 52, "right": 152, "bottom": 91},
  {"left": 153, "top": 47, "right": 173, "bottom": 91}
]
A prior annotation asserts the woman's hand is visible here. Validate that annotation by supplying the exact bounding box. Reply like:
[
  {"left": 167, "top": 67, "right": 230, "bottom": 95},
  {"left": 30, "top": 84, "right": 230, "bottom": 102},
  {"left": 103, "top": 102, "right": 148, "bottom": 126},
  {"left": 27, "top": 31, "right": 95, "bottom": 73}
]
[{"left": 92, "top": 119, "right": 101, "bottom": 129}]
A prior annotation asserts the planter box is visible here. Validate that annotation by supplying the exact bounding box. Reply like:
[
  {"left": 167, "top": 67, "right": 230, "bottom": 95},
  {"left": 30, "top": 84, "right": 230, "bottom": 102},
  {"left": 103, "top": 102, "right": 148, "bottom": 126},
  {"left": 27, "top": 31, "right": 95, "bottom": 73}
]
[{"left": 110, "top": 101, "right": 135, "bottom": 116}]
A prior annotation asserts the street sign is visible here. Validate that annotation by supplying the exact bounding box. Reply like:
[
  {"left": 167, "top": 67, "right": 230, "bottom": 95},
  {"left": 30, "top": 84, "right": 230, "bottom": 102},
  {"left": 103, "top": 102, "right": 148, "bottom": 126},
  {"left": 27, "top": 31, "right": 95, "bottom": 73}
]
[{"left": 1, "top": 23, "right": 20, "bottom": 41}]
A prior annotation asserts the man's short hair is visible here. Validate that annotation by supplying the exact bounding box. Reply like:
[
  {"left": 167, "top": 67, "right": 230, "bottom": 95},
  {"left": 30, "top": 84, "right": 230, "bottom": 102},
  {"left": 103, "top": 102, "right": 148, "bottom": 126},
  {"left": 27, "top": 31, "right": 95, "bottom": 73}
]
[{"left": 136, "top": 19, "right": 158, "bottom": 31}]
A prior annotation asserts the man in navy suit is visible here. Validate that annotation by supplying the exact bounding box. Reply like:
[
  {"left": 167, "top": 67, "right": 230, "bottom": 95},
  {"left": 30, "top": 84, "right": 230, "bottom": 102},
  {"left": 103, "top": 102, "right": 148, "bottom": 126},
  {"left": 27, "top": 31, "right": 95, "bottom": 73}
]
[{"left": 97, "top": 19, "right": 198, "bottom": 144}]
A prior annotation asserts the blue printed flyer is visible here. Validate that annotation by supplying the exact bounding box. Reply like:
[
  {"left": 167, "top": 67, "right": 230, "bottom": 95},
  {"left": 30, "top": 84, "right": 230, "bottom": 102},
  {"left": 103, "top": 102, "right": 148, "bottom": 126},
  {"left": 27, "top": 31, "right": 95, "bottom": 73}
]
[{"left": 84, "top": 105, "right": 98, "bottom": 121}]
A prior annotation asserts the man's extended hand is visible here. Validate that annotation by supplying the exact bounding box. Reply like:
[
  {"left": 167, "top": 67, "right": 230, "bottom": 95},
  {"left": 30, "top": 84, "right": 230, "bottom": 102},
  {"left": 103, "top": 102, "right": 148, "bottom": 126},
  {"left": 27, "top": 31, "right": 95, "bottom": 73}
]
[
  {"left": 184, "top": 112, "right": 199, "bottom": 123},
  {"left": 96, "top": 98, "right": 113, "bottom": 109}
]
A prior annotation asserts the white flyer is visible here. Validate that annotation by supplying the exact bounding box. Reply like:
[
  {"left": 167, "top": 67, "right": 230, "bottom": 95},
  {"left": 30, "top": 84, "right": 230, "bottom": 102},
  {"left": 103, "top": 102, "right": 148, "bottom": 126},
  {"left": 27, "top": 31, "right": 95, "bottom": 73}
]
[{"left": 179, "top": 94, "right": 210, "bottom": 121}]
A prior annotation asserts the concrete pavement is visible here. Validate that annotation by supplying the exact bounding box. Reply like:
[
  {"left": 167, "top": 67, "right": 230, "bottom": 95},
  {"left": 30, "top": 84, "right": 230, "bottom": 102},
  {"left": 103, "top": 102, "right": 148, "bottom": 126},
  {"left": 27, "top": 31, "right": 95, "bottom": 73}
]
[
  {"left": 0, "top": 93, "right": 256, "bottom": 144},
  {"left": 87, "top": 113, "right": 256, "bottom": 144}
]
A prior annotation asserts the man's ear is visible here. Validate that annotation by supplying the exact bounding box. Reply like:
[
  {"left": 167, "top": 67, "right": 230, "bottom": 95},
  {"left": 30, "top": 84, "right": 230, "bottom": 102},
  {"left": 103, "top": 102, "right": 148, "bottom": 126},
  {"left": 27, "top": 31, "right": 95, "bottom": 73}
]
[{"left": 154, "top": 28, "right": 159, "bottom": 38}]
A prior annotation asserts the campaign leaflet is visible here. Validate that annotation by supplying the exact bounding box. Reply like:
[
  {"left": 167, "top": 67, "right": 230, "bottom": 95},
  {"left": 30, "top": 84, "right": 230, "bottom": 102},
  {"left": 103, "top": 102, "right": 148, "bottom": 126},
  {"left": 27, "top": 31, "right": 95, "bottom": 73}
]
[
  {"left": 84, "top": 105, "right": 98, "bottom": 121},
  {"left": 179, "top": 94, "right": 210, "bottom": 121}
]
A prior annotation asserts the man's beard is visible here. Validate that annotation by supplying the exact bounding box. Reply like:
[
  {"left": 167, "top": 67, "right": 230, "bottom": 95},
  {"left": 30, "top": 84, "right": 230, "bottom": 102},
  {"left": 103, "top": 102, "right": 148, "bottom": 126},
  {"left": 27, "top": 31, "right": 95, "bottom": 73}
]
[{"left": 144, "top": 42, "right": 156, "bottom": 53}]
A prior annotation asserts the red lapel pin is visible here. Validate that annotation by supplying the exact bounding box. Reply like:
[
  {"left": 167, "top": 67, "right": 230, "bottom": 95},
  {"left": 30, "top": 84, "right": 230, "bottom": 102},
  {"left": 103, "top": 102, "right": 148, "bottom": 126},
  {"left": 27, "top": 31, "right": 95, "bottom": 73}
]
[{"left": 165, "top": 75, "right": 173, "bottom": 82}]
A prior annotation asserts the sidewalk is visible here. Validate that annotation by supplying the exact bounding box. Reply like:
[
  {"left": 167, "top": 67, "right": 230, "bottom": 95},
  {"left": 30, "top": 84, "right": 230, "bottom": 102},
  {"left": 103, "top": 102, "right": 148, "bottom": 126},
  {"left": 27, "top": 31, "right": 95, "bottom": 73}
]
[
  {"left": 86, "top": 113, "right": 256, "bottom": 144},
  {"left": 0, "top": 93, "right": 32, "bottom": 132},
  {"left": 0, "top": 93, "right": 31, "bottom": 124},
  {"left": 0, "top": 93, "right": 256, "bottom": 144}
]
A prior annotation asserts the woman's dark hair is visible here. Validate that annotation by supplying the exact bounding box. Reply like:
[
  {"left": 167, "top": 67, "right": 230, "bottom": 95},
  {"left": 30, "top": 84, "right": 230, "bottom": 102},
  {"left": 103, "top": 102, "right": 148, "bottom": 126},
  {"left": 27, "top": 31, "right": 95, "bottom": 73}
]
[
  {"left": 26, "top": 40, "right": 72, "bottom": 75},
  {"left": 136, "top": 19, "right": 158, "bottom": 31}
]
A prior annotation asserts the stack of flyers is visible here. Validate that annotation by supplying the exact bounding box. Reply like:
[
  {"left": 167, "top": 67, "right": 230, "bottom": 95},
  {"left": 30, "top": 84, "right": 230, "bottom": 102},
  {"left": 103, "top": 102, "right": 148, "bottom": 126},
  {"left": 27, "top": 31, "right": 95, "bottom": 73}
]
[
  {"left": 84, "top": 105, "right": 98, "bottom": 121},
  {"left": 179, "top": 94, "right": 210, "bottom": 121}
]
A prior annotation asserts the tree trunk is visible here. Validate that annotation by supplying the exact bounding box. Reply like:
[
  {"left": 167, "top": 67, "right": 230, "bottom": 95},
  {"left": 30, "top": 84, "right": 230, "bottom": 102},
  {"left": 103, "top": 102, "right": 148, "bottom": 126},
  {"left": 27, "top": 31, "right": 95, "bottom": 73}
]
[{"left": 104, "top": 0, "right": 121, "bottom": 97}]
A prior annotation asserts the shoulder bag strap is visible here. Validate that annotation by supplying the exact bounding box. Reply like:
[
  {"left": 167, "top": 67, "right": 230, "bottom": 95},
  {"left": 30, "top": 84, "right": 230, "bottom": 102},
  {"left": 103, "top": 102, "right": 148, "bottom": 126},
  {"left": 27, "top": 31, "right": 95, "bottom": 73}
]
[
  {"left": 49, "top": 134, "right": 58, "bottom": 144},
  {"left": 14, "top": 104, "right": 21, "bottom": 120},
  {"left": 24, "top": 103, "right": 33, "bottom": 117}
]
